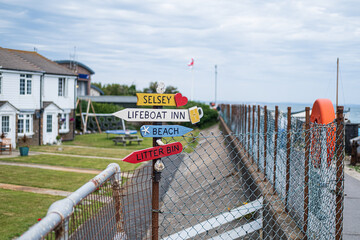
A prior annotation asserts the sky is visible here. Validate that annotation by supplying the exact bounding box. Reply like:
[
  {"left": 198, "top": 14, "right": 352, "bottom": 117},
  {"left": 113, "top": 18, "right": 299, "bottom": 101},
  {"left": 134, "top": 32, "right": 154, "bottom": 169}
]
[{"left": 0, "top": 0, "right": 359, "bottom": 105}]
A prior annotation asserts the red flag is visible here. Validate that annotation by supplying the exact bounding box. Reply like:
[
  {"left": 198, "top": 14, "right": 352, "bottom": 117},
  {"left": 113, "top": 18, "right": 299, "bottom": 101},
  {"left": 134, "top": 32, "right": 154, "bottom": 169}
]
[{"left": 188, "top": 58, "right": 194, "bottom": 67}]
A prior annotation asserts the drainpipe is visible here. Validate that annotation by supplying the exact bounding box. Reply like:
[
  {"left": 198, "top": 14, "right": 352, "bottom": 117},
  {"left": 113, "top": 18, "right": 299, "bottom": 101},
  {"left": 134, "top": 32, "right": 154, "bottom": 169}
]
[
  {"left": 74, "top": 77, "right": 77, "bottom": 139},
  {"left": 39, "top": 72, "right": 45, "bottom": 145}
]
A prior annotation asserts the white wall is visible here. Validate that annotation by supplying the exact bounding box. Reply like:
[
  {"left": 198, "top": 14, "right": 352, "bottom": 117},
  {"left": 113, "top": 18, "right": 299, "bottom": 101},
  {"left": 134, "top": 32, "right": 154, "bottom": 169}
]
[
  {"left": 0, "top": 71, "right": 41, "bottom": 110},
  {"left": 43, "top": 75, "right": 76, "bottom": 109}
]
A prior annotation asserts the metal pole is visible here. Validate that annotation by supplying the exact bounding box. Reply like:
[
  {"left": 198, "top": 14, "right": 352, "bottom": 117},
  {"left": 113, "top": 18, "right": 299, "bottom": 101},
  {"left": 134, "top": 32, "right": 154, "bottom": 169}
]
[
  {"left": 285, "top": 107, "right": 291, "bottom": 212},
  {"left": 152, "top": 106, "right": 162, "bottom": 240},
  {"left": 215, "top": 65, "right": 217, "bottom": 106},
  {"left": 303, "top": 107, "right": 310, "bottom": 238},
  {"left": 335, "top": 106, "right": 344, "bottom": 240}
]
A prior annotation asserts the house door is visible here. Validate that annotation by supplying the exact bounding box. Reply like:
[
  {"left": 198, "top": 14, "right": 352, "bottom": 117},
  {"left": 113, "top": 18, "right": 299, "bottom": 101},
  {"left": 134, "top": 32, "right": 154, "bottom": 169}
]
[
  {"left": 1, "top": 114, "right": 16, "bottom": 148},
  {"left": 43, "top": 113, "right": 58, "bottom": 144}
]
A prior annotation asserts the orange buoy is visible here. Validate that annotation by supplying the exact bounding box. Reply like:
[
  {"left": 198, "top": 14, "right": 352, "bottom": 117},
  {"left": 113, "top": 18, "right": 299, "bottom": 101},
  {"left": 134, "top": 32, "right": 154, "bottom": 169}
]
[{"left": 310, "top": 99, "right": 336, "bottom": 168}]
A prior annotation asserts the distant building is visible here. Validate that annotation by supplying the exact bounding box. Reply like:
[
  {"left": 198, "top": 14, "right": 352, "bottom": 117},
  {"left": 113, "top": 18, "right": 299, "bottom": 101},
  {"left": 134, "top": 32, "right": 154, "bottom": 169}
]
[
  {"left": 55, "top": 60, "right": 95, "bottom": 97},
  {"left": 0, "top": 47, "right": 77, "bottom": 147},
  {"left": 90, "top": 84, "right": 104, "bottom": 96}
]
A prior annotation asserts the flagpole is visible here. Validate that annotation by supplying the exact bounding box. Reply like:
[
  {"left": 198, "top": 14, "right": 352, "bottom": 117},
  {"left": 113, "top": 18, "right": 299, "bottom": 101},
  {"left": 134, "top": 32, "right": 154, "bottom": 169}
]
[{"left": 191, "top": 67, "right": 194, "bottom": 101}]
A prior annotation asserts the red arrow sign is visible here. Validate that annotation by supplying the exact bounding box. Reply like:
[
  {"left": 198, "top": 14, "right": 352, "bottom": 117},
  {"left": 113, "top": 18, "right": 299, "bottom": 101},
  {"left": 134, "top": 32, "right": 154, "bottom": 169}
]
[{"left": 122, "top": 142, "right": 183, "bottom": 164}]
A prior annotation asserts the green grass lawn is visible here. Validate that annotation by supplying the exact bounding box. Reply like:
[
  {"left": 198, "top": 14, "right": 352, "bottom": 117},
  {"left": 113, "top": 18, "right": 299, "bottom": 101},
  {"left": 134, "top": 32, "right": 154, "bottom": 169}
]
[
  {"left": 63, "top": 133, "right": 153, "bottom": 150},
  {"left": 0, "top": 154, "right": 140, "bottom": 172},
  {"left": 0, "top": 189, "right": 63, "bottom": 240},
  {"left": 0, "top": 165, "right": 97, "bottom": 192}
]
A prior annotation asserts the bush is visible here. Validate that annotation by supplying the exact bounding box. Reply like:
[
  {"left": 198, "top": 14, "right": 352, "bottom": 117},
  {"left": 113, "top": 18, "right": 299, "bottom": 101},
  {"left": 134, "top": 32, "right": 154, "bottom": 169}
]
[{"left": 179, "top": 101, "right": 219, "bottom": 129}]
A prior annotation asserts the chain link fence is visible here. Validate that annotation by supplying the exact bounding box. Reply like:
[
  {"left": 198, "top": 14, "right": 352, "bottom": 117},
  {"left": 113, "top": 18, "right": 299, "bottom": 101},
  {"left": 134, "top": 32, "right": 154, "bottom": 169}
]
[{"left": 19, "top": 103, "right": 344, "bottom": 240}]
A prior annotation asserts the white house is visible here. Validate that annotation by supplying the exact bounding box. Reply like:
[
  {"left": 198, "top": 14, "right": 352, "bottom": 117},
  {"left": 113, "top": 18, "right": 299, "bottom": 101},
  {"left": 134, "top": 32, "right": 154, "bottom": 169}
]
[{"left": 0, "top": 47, "right": 77, "bottom": 147}]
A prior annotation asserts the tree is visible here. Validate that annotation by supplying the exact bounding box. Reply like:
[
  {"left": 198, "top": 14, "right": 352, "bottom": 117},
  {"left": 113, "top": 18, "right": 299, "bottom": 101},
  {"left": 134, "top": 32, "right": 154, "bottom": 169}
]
[
  {"left": 143, "top": 82, "right": 179, "bottom": 93},
  {"left": 92, "top": 82, "right": 137, "bottom": 96}
]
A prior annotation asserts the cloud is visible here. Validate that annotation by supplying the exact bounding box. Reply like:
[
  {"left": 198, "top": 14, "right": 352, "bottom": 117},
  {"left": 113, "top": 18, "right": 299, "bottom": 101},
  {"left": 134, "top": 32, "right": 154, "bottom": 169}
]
[{"left": 0, "top": 0, "right": 359, "bottom": 104}]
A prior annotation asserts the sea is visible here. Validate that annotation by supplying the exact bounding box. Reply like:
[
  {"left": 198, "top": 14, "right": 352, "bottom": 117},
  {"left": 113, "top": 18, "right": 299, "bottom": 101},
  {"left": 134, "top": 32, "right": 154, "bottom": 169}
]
[{"left": 220, "top": 101, "right": 360, "bottom": 134}]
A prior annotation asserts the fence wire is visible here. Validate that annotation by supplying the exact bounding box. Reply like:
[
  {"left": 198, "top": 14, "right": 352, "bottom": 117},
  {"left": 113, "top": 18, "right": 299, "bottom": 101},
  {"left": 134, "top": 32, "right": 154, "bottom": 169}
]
[{"left": 20, "top": 103, "right": 344, "bottom": 240}]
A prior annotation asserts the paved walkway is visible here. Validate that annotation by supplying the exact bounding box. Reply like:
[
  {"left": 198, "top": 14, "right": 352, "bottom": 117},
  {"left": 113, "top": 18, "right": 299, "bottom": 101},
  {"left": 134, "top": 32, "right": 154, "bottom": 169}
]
[
  {"left": 344, "top": 162, "right": 360, "bottom": 239},
  {"left": 0, "top": 161, "right": 102, "bottom": 174},
  {"left": 0, "top": 183, "right": 71, "bottom": 197}
]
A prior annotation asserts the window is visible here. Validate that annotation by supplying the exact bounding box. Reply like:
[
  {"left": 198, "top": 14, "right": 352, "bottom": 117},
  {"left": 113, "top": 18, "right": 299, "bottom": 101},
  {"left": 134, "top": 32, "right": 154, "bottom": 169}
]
[
  {"left": 46, "top": 115, "right": 52, "bottom": 133},
  {"left": 18, "top": 114, "right": 32, "bottom": 134},
  {"left": 59, "top": 113, "right": 69, "bottom": 133},
  {"left": 1, "top": 116, "right": 9, "bottom": 133},
  {"left": 58, "top": 78, "right": 66, "bottom": 96},
  {"left": 20, "top": 74, "right": 32, "bottom": 95}
]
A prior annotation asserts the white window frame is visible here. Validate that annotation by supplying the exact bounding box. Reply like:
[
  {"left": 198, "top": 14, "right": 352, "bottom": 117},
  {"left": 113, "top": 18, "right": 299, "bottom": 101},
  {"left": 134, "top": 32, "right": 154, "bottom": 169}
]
[
  {"left": 17, "top": 114, "right": 33, "bottom": 136},
  {"left": 1, "top": 116, "right": 10, "bottom": 134},
  {"left": 58, "top": 78, "right": 66, "bottom": 97},
  {"left": 20, "top": 74, "right": 32, "bottom": 95},
  {"left": 46, "top": 114, "right": 52, "bottom": 133},
  {"left": 59, "top": 113, "right": 69, "bottom": 133}
]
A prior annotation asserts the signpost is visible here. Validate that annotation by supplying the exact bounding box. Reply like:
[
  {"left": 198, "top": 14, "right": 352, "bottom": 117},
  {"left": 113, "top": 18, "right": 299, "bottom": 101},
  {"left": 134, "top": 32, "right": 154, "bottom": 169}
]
[
  {"left": 112, "top": 107, "right": 203, "bottom": 124},
  {"left": 122, "top": 142, "right": 183, "bottom": 164},
  {"left": 136, "top": 92, "right": 188, "bottom": 107},
  {"left": 140, "top": 125, "right": 193, "bottom": 138},
  {"left": 136, "top": 93, "right": 176, "bottom": 106},
  {"left": 112, "top": 83, "right": 203, "bottom": 240}
]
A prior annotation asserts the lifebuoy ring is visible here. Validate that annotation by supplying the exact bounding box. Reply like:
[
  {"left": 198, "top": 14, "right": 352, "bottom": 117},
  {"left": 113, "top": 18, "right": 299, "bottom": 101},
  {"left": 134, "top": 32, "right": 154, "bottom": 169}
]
[{"left": 310, "top": 99, "right": 336, "bottom": 168}]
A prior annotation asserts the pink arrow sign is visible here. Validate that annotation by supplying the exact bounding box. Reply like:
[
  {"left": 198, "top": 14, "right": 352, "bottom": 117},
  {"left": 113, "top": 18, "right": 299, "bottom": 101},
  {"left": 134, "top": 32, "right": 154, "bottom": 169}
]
[{"left": 122, "top": 142, "right": 183, "bottom": 164}]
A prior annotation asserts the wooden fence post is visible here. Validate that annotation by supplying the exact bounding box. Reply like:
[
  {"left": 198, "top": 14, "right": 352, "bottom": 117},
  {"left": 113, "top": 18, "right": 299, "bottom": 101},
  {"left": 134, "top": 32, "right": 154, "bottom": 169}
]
[
  {"left": 264, "top": 106, "right": 268, "bottom": 177},
  {"left": 335, "top": 106, "right": 344, "bottom": 240},
  {"left": 273, "top": 106, "right": 279, "bottom": 188},
  {"left": 303, "top": 107, "right": 310, "bottom": 239},
  {"left": 285, "top": 107, "right": 291, "bottom": 212}
]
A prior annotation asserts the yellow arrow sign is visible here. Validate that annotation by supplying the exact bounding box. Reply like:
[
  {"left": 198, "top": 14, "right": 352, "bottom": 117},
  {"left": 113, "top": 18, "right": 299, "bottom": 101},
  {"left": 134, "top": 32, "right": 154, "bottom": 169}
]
[{"left": 136, "top": 93, "right": 176, "bottom": 106}]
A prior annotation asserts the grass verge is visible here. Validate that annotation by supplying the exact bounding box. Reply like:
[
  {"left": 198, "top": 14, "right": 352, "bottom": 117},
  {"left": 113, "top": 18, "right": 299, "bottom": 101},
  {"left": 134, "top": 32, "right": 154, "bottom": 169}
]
[
  {"left": 0, "top": 189, "right": 63, "bottom": 240},
  {"left": 0, "top": 154, "right": 141, "bottom": 172},
  {"left": 0, "top": 165, "right": 96, "bottom": 192}
]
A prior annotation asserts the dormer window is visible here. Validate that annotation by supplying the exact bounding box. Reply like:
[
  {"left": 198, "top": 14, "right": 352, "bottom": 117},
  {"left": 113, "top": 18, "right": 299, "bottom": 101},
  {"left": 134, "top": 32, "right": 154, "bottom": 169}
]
[{"left": 20, "top": 74, "right": 32, "bottom": 95}]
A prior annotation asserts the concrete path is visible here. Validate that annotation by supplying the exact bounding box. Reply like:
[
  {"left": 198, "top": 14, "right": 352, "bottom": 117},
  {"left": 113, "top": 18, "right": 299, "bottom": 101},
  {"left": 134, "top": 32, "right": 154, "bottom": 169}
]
[
  {"left": 0, "top": 183, "right": 71, "bottom": 197},
  {"left": 344, "top": 163, "right": 360, "bottom": 239},
  {"left": 0, "top": 161, "right": 102, "bottom": 174}
]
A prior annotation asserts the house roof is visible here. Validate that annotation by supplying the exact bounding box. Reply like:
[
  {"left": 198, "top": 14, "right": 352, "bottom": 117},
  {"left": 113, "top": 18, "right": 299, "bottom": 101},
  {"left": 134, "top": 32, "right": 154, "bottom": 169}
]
[
  {"left": 43, "top": 101, "right": 63, "bottom": 110},
  {"left": 0, "top": 47, "right": 77, "bottom": 76},
  {"left": 90, "top": 84, "right": 104, "bottom": 95},
  {"left": 78, "top": 95, "right": 137, "bottom": 104},
  {"left": 0, "top": 101, "right": 20, "bottom": 112},
  {"left": 55, "top": 60, "right": 95, "bottom": 74}
]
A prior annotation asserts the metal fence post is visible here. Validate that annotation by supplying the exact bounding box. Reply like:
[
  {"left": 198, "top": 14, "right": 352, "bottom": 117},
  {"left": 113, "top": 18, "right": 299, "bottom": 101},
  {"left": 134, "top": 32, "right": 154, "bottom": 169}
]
[
  {"left": 285, "top": 107, "right": 291, "bottom": 212},
  {"left": 336, "top": 106, "right": 344, "bottom": 240},
  {"left": 273, "top": 106, "right": 279, "bottom": 188},
  {"left": 303, "top": 107, "right": 310, "bottom": 238},
  {"left": 264, "top": 105, "right": 268, "bottom": 177}
]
